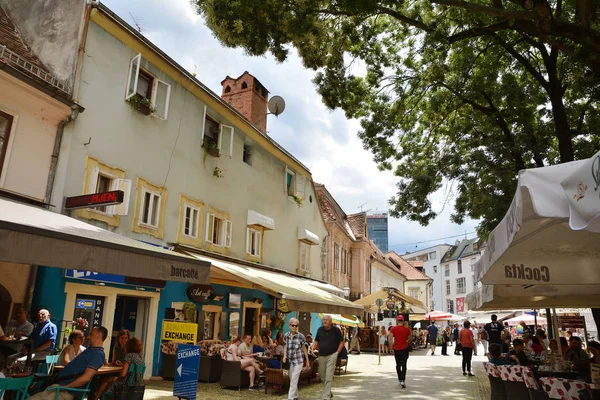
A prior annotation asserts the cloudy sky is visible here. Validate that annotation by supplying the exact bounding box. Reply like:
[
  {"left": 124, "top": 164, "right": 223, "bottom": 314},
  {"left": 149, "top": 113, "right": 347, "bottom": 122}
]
[{"left": 103, "top": 0, "right": 479, "bottom": 254}]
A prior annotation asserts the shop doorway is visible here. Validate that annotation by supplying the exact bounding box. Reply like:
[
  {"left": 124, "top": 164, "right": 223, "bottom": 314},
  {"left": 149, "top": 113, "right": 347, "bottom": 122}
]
[
  {"left": 109, "top": 296, "right": 149, "bottom": 361},
  {"left": 242, "top": 302, "right": 261, "bottom": 337},
  {"left": 298, "top": 312, "right": 311, "bottom": 336}
]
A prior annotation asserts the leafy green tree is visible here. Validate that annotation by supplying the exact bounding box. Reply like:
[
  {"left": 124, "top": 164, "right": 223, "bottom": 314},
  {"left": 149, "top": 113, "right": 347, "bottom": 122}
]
[{"left": 193, "top": 0, "right": 600, "bottom": 236}]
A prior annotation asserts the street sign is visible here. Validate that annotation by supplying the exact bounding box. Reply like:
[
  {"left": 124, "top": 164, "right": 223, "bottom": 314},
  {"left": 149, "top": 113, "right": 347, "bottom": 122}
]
[
  {"left": 375, "top": 298, "right": 384, "bottom": 307},
  {"left": 75, "top": 299, "right": 95, "bottom": 310},
  {"left": 64, "top": 190, "right": 124, "bottom": 210},
  {"left": 558, "top": 316, "right": 586, "bottom": 329},
  {"left": 173, "top": 344, "right": 200, "bottom": 400}
]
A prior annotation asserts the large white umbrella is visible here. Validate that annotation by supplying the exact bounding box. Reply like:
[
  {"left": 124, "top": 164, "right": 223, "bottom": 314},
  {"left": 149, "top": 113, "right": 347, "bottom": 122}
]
[
  {"left": 503, "top": 314, "right": 547, "bottom": 326},
  {"left": 424, "top": 311, "right": 466, "bottom": 321}
]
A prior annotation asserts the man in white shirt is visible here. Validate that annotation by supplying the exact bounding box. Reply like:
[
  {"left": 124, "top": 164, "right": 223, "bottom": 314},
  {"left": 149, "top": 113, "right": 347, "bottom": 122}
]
[{"left": 471, "top": 325, "right": 480, "bottom": 356}]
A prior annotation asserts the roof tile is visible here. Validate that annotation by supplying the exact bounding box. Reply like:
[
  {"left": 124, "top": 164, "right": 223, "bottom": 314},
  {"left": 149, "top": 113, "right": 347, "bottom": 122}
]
[{"left": 386, "top": 251, "right": 432, "bottom": 281}]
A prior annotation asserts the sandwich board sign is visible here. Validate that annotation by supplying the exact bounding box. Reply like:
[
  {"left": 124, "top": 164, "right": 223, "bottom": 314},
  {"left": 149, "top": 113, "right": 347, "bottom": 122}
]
[{"left": 173, "top": 344, "right": 200, "bottom": 400}]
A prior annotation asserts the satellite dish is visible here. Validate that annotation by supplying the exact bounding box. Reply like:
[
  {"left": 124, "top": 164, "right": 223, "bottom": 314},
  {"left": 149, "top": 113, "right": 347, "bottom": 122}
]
[{"left": 268, "top": 95, "right": 286, "bottom": 116}]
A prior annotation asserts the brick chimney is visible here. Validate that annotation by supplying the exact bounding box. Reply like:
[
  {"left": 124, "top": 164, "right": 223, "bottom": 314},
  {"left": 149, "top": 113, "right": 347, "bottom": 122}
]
[{"left": 221, "top": 71, "right": 269, "bottom": 132}]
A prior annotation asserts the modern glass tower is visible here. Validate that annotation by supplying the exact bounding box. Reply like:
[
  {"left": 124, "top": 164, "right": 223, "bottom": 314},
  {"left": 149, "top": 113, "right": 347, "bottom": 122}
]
[{"left": 367, "top": 212, "right": 389, "bottom": 253}]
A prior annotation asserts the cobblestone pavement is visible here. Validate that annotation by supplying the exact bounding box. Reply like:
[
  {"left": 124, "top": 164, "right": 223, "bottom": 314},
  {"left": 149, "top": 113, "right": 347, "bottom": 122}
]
[{"left": 144, "top": 344, "right": 492, "bottom": 399}]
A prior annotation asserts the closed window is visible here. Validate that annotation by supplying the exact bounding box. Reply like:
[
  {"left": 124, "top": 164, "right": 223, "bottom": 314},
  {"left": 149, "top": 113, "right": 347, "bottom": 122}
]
[
  {"left": 409, "top": 288, "right": 419, "bottom": 299},
  {"left": 445, "top": 280, "right": 451, "bottom": 295},
  {"left": 348, "top": 252, "right": 352, "bottom": 277},
  {"left": 0, "top": 111, "right": 14, "bottom": 177},
  {"left": 206, "top": 213, "right": 232, "bottom": 247},
  {"left": 365, "top": 259, "right": 370, "bottom": 282},
  {"left": 334, "top": 243, "right": 340, "bottom": 270},
  {"left": 125, "top": 53, "right": 171, "bottom": 119},
  {"left": 433, "top": 265, "right": 438, "bottom": 274},
  {"left": 341, "top": 249, "right": 347, "bottom": 274},
  {"left": 446, "top": 299, "right": 454, "bottom": 313},
  {"left": 428, "top": 252, "right": 436, "bottom": 260},
  {"left": 456, "top": 277, "right": 466, "bottom": 294},
  {"left": 246, "top": 228, "right": 262, "bottom": 257},
  {"left": 299, "top": 242, "right": 310, "bottom": 271},
  {"left": 471, "top": 258, "right": 476, "bottom": 272},
  {"left": 182, "top": 204, "right": 200, "bottom": 239},
  {"left": 458, "top": 259, "right": 463, "bottom": 274},
  {"left": 140, "top": 189, "right": 161, "bottom": 228},
  {"left": 444, "top": 264, "right": 450, "bottom": 277}
]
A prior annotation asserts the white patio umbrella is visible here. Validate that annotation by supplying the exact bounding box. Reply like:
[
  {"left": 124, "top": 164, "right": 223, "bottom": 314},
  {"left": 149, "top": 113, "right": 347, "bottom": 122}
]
[
  {"left": 468, "top": 150, "right": 600, "bottom": 310},
  {"left": 503, "top": 314, "right": 547, "bottom": 326}
]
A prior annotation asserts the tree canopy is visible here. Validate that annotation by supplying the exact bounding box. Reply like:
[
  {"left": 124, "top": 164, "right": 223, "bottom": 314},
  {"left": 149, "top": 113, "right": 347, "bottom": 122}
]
[{"left": 193, "top": 0, "right": 600, "bottom": 236}]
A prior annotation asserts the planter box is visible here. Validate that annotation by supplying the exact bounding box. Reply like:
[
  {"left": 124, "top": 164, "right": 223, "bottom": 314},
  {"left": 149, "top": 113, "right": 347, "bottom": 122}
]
[{"left": 135, "top": 101, "right": 152, "bottom": 115}]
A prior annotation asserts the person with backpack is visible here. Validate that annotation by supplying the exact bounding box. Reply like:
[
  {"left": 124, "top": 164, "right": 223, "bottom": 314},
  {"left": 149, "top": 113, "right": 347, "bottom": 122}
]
[{"left": 484, "top": 314, "right": 503, "bottom": 347}]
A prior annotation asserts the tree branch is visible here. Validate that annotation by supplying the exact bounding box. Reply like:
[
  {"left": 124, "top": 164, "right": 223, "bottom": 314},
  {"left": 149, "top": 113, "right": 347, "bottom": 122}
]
[
  {"left": 375, "top": 6, "right": 431, "bottom": 31},
  {"left": 492, "top": 34, "right": 549, "bottom": 90},
  {"left": 432, "top": 0, "right": 535, "bottom": 20},
  {"left": 448, "top": 20, "right": 511, "bottom": 43}
]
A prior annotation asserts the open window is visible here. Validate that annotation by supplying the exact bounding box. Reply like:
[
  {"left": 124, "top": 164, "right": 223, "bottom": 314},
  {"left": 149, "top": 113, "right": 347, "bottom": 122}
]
[
  {"left": 199, "top": 105, "right": 234, "bottom": 157},
  {"left": 285, "top": 167, "right": 305, "bottom": 199},
  {"left": 206, "top": 213, "right": 232, "bottom": 248},
  {"left": 87, "top": 164, "right": 131, "bottom": 217},
  {"left": 125, "top": 53, "right": 170, "bottom": 119},
  {"left": 246, "top": 228, "right": 262, "bottom": 257}
]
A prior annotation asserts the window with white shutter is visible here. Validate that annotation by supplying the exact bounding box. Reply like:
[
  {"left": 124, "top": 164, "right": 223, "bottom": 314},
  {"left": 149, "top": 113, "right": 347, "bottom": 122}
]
[
  {"left": 125, "top": 53, "right": 171, "bottom": 119},
  {"left": 246, "top": 228, "right": 262, "bottom": 257},
  {"left": 205, "top": 212, "right": 232, "bottom": 248}
]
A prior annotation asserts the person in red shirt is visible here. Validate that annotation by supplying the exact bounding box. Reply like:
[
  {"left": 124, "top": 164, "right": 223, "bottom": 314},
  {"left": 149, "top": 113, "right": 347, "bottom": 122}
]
[
  {"left": 389, "top": 315, "right": 412, "bottom": 388},
  {"left": 459, "top": 320, "right": 476, "bottom": 376}
]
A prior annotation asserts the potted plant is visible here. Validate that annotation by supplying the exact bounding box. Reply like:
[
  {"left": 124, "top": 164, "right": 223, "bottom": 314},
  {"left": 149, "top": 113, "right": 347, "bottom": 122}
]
[
  {"left": 213, "top": 167, "right": 225, "bottom": 178},
  {"left": 128, "top": 94, "right": 156, "bottom": 116},
  {"left": 182, "top": 301, "right": 197, "bottom": 323},
  {"left": 206, "top": 140, "right": 220, "bottom": 157},
  {"left": 292, "top": 194, "right": 303, "bottom": 207}
]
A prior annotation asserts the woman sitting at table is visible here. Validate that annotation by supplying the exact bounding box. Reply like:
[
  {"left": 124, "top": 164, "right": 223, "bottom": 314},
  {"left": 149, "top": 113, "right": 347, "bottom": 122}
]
[
  {"left": 226, "top": 336, "right": 264, "bottom": 391},
  {"left": 111, "top": 329, "right": 130, "bottom": 366},
  {"left": 58, "top": 330, "right": 85, "bottom": 366},
  {"left": 95, "top": 337, "right": 145, "bottom": 400},
  {"left": 560, "top": 337, "right": 569, "bottom": 357},
  {"left": 530, "top": 336, "right": 544, "bottom": 355}
]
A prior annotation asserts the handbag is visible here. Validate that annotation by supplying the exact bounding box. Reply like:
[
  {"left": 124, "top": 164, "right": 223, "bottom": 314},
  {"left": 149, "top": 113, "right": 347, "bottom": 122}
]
[{"left": 113, "top": 385, "right": 145, "bottom": 400}]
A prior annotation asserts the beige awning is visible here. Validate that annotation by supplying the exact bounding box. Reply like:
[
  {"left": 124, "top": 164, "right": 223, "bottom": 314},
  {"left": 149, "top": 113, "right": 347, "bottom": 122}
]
[
  {"left": 355, "top": 289, "right": 425, "bottom": 314},
  {"left": 0, "top": 198, "right": 211, "bottom": 284},
  {"left": 298, "top": 228, "right": 319, "bottom": 245},
  {"left": 182, "top": 251, "right": 364, "bottom": 315}
]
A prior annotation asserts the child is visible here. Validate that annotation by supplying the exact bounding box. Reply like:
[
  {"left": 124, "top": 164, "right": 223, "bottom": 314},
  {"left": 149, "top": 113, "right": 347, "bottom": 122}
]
[{"left": 488, "top": 343, "right": 510, "bottom": 366}]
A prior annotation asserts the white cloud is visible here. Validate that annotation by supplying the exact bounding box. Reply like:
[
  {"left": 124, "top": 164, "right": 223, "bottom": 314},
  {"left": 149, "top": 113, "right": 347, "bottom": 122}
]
[{"left": 103, "top": 0, "right": 479, "bottom": 254}]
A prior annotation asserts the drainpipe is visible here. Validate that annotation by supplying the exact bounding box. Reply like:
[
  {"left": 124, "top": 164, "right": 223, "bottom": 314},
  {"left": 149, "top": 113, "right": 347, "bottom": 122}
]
[
  {"left": 24, "top": 265, "right": 38, "bottom": 312},
  {"left": 44, "top": 108, "right": 80, "bottom": 204},
  {"left": 72, "top": 0, "right": 93, "bottom": 103}
]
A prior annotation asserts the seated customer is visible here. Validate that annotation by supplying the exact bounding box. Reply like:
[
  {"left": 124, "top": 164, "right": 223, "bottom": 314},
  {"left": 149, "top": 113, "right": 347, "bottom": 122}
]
[
  {"left": 95, "top": 337, "right": 145, "bottom": 400},
  {"left": 30, "top": 326, "right": 108, "bottom": 400},
  {"left": 58, "top": 330, "right": 86, "bottom": 366},
  {"left": 226, "top": 336, "right": 264, "bottom": 391},
  {"left": 560, "top": 337, "right": 569, "bottom": 357},
  {"left": 564, "top": 336, "right": 590, "bottom": 373},
  {"left": 488, "top": 343, "right": 510, "bottom": 366},
  {"left": 8, "top": 309, "right": 57, "bottom": 368},
  {"left": 530, "top": 336, "right": 544, "bottom": 355},
  {"left": 509, "top": 339, "right": 534, "bottom": 366},
  {"left": 1, "top": 307, "right": 34, "bottom": 340}
]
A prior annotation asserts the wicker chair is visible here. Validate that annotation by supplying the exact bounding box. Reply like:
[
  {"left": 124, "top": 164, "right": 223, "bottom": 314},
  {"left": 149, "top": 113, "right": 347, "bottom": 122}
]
[
  {"left": 264, "top": 363, "right": 312, "bottom": 394},
  {"left": 219, "top": 360, "right": 251, "bottom": 390},
  {"left": 335, "top": 357, "right": 348, "bottom": 376},
  {"left": 198, "top": 355, "right": 222, "bottom": 383},
  {"left": 497, "top": 365, "right": 529, "bottom": 400},
  {"left": 483, "top": 362, "right": 507, "bottom": 400}
]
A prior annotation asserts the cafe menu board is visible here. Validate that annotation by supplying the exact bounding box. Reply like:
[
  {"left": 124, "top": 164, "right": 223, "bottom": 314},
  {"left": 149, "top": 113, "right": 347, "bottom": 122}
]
[
  {"left": 591, "top": 364, "right": 600, "bottom": 386},
  {"left": 557, "top": 316, "right": 586, "bottom": 329}
]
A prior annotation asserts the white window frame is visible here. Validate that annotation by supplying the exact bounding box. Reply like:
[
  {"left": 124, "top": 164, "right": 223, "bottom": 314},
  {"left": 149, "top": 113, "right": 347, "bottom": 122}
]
[
  {"left": 246, "top": 228, "right": 262, "bottom": 257},
  {"left": 89, "top": 170, "right": 131, "bottom": 217},
  {"left": 218, "top": 124, "right": 234, "bottom": 157},
  {"left": 456, "top": 277, "right": 466, "bottom": 294},
  {"left": 446, "top": 299, "right": 454, "bottom": 313},
  {"left": 299, "top": 241, "right": 310, "bottom": 271},
  {"left": 444, "top": 264, "right": 450, "bottom": 277},
  {"left": 457, "top": 259, "right": 463, "bottom": 274},
  {"left": 125, "top": 53, "right": 171, "bottom": 120},
  {"left": 285, "top": 167, "right": 296, "bottom": 196},
  {"left": 182, "top": 203, "right": 201, "bottom": 239},
  {"left": 409, "top": 287, "right": 419, "bottom": 299},
  {"left": 139, "top": 188, "right": 161, "bottom": 228},
  {"left": 205, "top": 213, "right": 232, "bottom": 248},
  {"left": 445, "top": 280, "right": 451, "bottom": 295}
]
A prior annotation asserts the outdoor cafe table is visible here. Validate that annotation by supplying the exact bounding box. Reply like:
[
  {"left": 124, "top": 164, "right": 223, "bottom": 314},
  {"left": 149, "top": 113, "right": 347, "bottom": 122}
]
[
  {"left": 0, "top": 338, "right": 34, "bottom": 367},
  {"left": 53, "top": 365, "right": 123, "bottom": 375}
]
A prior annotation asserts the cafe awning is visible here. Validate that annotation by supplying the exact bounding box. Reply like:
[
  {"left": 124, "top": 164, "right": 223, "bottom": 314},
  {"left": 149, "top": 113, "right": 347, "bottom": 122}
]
[
  {"left": 182, "top": 251, "right": 364, "bottom": 315},
  {"left": 0, "top": 198, "right": 211, "bottom": 284},
  {"left": 318, "top": 313, "right": 364, "bottom": 328},
  {"left": 354, "top": 289, "right": 425, "bottom": 314}
]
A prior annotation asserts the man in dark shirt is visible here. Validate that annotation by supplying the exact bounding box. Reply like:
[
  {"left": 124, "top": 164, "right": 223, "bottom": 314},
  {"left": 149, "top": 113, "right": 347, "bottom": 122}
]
[
  {"left": 485, "top": 314, "right": 503, "bottom": 346},
  {"left": 427, "top": 322, "right": 439, "bottom": 355},
  {"left": 564, "top": 336, "right": 590, "bottom": 374},
  {"left": 31, "top": 326, "right": 108, "bottom": 400},
  {"left": 453, "top": 324, "right": 461, "bottom": 355},
  {"left": 311, "top": 315, "right": 344, "bottom": 400},
  {"left": 509, "top": 339, "right": 533, "bottom": 366}
]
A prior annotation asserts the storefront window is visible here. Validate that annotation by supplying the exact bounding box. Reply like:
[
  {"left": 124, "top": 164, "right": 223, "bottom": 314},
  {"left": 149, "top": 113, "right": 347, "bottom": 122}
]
[
  {"left": 203, "top": 312, "right": 215, "bottom": 340},
  {"left": 229, "top": 312, "right": 240, "bottom": 339}
]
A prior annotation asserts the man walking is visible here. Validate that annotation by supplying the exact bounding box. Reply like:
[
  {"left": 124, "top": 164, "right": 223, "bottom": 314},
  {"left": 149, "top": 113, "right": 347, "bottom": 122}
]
[
  {"left": 390, "top": 315, "right": 412, "bottom": 388},
  {"left": 348, "top": 326, "right": 360, "bottom": 354},
  {"left": 453, "top": 324, "right": 461, "bottom": 355},
  {"left": 471, "top": 324, "right": 480, "bottom": 356},
  {"left": 427, "top": 322, "right": 438, "bottom": 356},
  {"left": 311, "top": 315, "right": 344, "bottom": 400},
  {"left": 283, "top": 318, "right": 309, "bottom": 400}
]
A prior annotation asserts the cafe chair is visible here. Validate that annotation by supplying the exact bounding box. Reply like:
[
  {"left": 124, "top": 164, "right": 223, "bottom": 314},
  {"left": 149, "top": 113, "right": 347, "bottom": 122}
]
[
  {"left": 483, "top": 362, "right": 507, "bottom": 400},
  {"left": 497, "top": 365, "right": 530, "bottom": 400},
  {"left": 219, "top": 360, "right": 250, "bottom": 391},
  {"left": 102, "top": 364, "right": 146, "bottom": 400},
  {"left": 0, "top": 376, "right": 34, "bottom": 400},
  {"left": 522, "top": 367, "right": 549, "bottom": 400},
  {"left": 539, "top": 377, "right": 591, "bottom": 400},
  {"left": 35, "top": 355, "right": 60, "bottom": 377},
  {"left": 335, "top": 357, "right": 347, "bottom": 376},
  {"left": 46, "top": 376, "right": 94, "bottom": 400}
]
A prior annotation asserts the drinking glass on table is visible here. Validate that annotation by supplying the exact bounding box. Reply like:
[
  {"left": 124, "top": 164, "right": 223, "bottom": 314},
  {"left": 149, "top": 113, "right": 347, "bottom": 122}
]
[{"left": 6, "top": 327, "right": 15, "bottom": 339}]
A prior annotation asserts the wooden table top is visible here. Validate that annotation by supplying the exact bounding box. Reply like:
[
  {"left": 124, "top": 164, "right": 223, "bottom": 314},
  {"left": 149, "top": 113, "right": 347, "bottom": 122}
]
[{"left": 54, "top": 365, "right": 123, "bottom": 375}]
